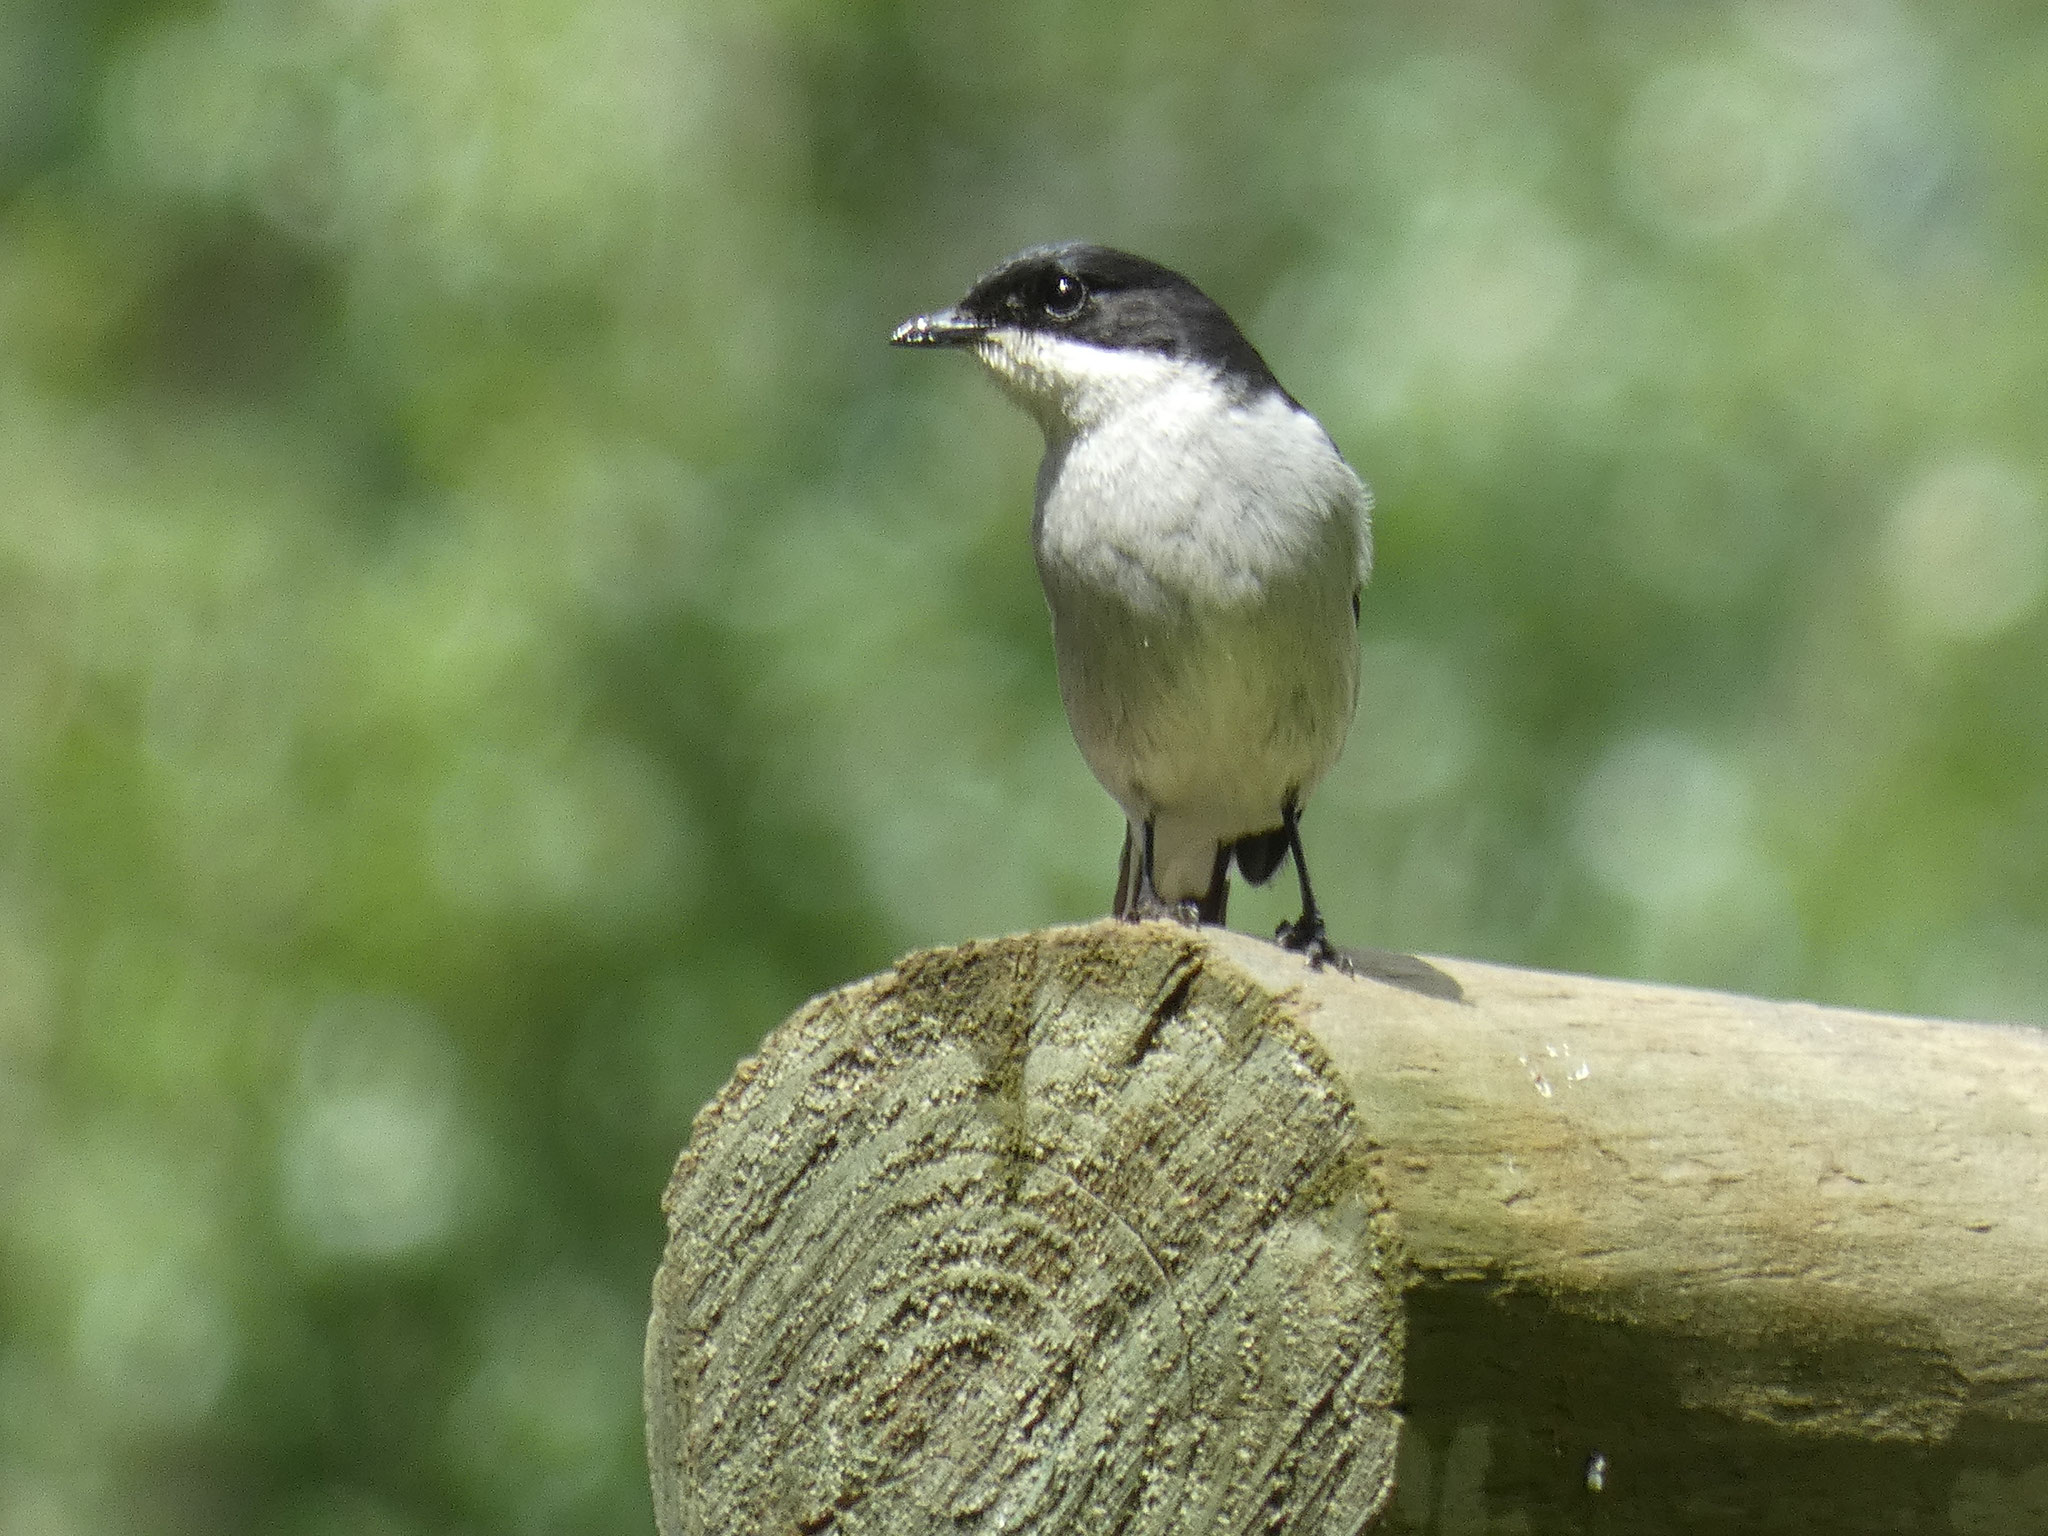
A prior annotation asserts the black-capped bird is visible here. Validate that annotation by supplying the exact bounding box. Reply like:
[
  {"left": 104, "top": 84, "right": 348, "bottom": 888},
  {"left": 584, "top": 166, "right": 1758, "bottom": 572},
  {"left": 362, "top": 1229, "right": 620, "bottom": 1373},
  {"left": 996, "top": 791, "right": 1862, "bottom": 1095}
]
[{"left": 893, "top": 244, "right": 1371, "bottom": 964}]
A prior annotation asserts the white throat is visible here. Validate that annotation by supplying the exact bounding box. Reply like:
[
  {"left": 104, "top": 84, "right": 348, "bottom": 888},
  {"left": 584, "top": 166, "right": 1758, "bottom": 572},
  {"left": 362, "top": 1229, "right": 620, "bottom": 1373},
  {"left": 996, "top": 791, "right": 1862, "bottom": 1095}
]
[{"left": 972, "top": 328, "right": 1195, "bottom": 441}]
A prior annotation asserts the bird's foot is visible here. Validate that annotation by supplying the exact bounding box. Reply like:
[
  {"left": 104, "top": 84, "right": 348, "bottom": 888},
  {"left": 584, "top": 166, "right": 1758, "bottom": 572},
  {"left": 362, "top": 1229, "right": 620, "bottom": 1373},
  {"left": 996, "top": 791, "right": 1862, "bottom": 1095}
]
[
  {"left": 1120, "top": 894, "right": 1206, "bottom": 929},
  {"left": 1276, "top": 914, "right": 1355, "bottom": 974}
]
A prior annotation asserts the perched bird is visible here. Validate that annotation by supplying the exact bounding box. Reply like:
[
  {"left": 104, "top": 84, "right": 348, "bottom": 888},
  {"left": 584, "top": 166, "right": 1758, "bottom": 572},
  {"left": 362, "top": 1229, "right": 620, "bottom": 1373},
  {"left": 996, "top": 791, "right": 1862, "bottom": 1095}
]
[{"left": 891, "top": 243, "right": 1371, "bottom": 963}]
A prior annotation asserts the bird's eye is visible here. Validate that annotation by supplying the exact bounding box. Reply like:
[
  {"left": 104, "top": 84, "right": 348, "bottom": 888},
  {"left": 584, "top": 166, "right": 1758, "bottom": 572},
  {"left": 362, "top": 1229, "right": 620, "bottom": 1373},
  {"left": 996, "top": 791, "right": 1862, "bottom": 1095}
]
[{"left": 1042, "top": 274, "right": 1087, "bottom": 319}]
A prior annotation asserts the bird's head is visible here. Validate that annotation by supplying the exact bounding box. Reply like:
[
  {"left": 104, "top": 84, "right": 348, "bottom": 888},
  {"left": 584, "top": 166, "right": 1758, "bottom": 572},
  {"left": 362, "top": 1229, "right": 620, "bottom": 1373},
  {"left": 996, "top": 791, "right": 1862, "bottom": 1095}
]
[{"left": 890, "top": 243, "right": 1280, "bottom": 438}]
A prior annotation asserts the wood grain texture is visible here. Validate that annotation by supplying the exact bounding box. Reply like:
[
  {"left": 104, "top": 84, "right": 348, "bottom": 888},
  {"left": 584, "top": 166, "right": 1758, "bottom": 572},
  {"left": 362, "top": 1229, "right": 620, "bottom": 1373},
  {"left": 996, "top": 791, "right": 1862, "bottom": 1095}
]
[
  {"left": 646, "top": 926, "right": 1402, "bottom": 1536},
  {"left": 647, "top": 920, "right": 2048, "bottom": 1533},
  {"left": 1205, "top": 927, "right": 2048, "bottom": 1442}
]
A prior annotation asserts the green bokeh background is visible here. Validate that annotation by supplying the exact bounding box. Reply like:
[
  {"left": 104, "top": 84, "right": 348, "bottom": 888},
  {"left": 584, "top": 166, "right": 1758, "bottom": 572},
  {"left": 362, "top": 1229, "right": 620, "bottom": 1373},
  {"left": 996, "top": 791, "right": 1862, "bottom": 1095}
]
[{"left": 3, "top": 1, "right": 2045, "bottom": 1531}]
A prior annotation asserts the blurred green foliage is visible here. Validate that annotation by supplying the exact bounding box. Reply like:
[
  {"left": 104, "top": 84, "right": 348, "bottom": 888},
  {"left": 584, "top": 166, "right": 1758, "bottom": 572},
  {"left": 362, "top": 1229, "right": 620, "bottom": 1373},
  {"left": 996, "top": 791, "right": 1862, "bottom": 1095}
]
[{"left": 2, "top": 0, "right": 2046, "bottom": 1530}]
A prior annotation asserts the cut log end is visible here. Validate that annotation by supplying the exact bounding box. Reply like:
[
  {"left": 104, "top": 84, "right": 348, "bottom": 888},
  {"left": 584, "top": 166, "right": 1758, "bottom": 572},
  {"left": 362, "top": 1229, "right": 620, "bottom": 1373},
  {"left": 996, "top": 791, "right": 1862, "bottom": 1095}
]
[
  {"left": 645, "top": 924, "right": 1403, "bottom": 1535},
  {"left": 649, "top": 919, "right": 2048, "bottom": 1533}
]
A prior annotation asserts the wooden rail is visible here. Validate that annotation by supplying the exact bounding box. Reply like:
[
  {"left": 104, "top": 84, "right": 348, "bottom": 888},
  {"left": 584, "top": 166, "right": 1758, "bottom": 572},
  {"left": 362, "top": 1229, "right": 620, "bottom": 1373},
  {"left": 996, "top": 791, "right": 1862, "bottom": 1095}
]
[{"left": 645, "top": 921, "right": 2048, "bottom": 1534}]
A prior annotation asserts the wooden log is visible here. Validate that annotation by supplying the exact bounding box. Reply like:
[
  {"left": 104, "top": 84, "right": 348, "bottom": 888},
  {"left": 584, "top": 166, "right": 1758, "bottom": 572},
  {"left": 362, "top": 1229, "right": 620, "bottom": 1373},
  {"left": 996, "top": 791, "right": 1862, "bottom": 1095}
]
[
  {"left": 645, "top": 920, "right": 2048, "bottom": 1534},
  {"left": 1213, "top": 925, "right": 2048, "bottom": 1533}
]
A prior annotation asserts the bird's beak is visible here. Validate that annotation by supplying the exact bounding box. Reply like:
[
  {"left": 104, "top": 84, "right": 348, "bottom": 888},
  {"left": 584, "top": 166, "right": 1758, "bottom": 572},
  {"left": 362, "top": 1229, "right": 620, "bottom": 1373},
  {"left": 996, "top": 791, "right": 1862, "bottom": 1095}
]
[{"left": 889, "top": 305, "right": 989, "bottom": 348}]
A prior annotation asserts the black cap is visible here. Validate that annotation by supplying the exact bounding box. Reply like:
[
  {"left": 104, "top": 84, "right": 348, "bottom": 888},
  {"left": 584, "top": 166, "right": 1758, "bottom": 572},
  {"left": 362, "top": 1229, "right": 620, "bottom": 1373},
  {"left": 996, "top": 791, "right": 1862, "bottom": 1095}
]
[{"left": 891, "top": 243, "right": 1282, "bottom": 394}]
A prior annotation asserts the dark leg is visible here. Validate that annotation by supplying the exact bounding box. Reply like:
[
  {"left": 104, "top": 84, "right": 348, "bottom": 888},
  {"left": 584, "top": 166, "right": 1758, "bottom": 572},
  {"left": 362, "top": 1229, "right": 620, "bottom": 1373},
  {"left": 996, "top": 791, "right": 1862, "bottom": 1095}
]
[
  {"left": 1114, "top": 825, "right": 1138, "bottom": 919},
  {"left": 1274, "top": 802, "right": 1340, "bottom": 967},
  {"left": 1120, "top": 818, "right": 1212, "bottom": 928},
  {"left": 1195, "top": 844, "right": 1230, "bottom": 926}
]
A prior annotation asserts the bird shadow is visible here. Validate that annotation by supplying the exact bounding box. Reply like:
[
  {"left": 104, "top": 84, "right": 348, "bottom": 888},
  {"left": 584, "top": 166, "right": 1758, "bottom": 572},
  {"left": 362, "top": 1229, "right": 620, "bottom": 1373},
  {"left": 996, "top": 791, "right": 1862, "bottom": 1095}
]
[{"left": 1328, "top": 945, "right": 1466, "bottom": 1004}]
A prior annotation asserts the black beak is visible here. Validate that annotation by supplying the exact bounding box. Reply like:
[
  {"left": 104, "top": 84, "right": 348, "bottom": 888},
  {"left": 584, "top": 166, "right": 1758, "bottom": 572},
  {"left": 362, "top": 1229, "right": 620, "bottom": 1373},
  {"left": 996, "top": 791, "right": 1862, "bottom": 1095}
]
[{"left": 889, "top": 305, "right": 988, "bottom": 348}]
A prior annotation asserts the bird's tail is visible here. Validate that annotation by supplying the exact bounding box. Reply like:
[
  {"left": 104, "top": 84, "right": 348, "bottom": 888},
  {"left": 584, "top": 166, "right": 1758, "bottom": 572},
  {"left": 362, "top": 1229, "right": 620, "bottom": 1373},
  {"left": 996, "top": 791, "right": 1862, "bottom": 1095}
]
[{"left": 1231, "top": 827, "right": 1290, "bottom": 886}]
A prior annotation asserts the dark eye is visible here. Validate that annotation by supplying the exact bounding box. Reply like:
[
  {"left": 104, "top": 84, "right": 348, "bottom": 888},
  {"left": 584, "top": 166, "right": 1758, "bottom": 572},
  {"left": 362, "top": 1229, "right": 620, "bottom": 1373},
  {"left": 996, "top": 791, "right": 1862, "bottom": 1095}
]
[{"left": 1042, "top": 273, "right": 1086, "bottom": 319}]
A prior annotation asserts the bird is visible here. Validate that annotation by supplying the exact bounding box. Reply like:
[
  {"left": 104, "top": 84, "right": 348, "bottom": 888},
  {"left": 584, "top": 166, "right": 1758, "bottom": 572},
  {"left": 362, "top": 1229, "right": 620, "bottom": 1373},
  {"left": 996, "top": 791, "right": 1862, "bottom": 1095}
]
[{"left": 890, "top": 243, "right": 1371, "bottom": 965}]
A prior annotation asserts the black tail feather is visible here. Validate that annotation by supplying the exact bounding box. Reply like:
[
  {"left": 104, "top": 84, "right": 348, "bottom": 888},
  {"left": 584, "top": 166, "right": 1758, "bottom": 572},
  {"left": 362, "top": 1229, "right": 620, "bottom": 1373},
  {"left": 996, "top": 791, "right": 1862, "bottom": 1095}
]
[{"left": 1232, "top": 827, "right": 1290, "bottom": 885}]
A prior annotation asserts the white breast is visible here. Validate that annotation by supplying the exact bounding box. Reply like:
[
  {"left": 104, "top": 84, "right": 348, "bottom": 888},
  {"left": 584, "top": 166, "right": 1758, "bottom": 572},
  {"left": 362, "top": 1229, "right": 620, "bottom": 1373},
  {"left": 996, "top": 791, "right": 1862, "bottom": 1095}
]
[{"left": 983, "top": 331, "right": 1372, "bottom": 899}]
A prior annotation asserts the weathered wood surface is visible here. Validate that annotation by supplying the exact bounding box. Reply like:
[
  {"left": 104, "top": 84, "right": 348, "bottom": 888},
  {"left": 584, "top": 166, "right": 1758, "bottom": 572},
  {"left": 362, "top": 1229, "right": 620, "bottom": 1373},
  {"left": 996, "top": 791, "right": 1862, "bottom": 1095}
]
[
  {"left": 645, "top": 925, "right": 1403, "bottom": 1535},
  {"left": 646, "top": 920, "right": 2048, "bottom": 1534}
]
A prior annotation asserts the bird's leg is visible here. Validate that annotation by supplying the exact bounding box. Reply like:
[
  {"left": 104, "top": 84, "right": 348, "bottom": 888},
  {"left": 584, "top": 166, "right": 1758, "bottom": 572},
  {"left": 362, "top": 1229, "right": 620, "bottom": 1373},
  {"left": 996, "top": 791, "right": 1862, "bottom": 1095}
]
[
  {"left": 1195, "top": 845, "right": 1230, "bottom": 926},
  {"left": 1114, "top": 825, "right": 1139, "bottom": 919},
  {"left": 1118, "top": 818, "right": 1204, "bottom": 927},
  {"left": 1274, "top": 804, "right": 1342, "bottom": 968}
]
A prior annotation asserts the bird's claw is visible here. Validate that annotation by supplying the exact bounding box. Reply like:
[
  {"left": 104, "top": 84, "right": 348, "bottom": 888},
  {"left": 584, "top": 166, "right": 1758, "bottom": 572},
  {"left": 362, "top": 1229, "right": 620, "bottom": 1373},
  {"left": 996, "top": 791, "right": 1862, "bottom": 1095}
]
[
  {"left": 1121, "top": 895, "right": 1206, "bottom": 929},
  {"left": 1276, "top": 915, "right": 1353, "bottom": 973}
]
